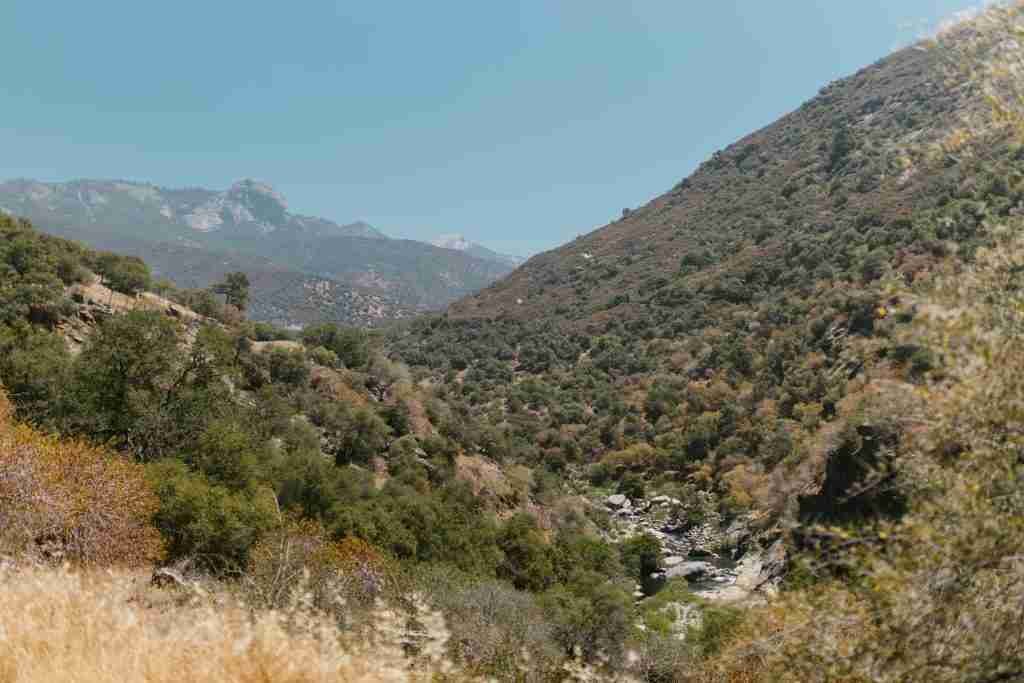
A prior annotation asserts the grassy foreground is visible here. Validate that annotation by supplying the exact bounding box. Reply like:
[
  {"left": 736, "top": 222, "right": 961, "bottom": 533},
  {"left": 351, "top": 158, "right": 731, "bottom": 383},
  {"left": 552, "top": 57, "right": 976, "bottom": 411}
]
[{"left": 0, "top": 566, "right": 451, "bottom": 683}]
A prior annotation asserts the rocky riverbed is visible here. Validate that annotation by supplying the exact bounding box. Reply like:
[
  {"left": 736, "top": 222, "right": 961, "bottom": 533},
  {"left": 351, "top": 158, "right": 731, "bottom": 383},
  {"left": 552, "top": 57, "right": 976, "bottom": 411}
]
[{"left": 602, "top": 493, "right": 786, "bottom": 604}]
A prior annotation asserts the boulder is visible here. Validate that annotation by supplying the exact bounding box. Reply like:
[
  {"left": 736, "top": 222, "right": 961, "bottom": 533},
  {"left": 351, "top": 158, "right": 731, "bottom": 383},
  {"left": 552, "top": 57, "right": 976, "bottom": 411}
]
[
  {"left": 663, "top": 555, "right": 686, "bottom": 568},
  {"left": 665, "top": 561, "right": 714, "bottom": 580},
  {"left": 606, "top": 494, "right": 630, "bottom": 509}
]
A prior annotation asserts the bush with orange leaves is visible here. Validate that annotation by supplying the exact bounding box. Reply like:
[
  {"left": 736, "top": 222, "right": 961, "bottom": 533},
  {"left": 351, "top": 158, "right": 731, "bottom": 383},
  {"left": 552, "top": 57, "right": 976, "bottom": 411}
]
[
  {"left": 245, "top": 513, "right": 397, "bottom": 628},
  {"left": 0, "top": 388, "right": 163, "bottom": 567}
]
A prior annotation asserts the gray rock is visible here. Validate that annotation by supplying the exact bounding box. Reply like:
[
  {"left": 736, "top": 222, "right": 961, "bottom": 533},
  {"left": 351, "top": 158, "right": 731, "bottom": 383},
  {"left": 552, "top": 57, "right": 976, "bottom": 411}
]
[
  {"left": 663, "top": 555, "right": 686, "bottom": 568},
  {"left": 665, "top": 561, "right": 714, "bottom": 580},
  {"left": 606, "top": 494, "right": 629, "bottom": 508}
]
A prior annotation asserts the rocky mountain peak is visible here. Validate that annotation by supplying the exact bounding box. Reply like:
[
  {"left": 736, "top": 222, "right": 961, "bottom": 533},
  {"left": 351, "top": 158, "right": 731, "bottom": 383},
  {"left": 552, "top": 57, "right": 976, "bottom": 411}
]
[
  {"left": 223, "top": 179, "right": 289, "bottom": 229},
  {"left": 433, "top": 233, "right": 474, "bottom": 251},
  {"left": 432, "top": 233, "right": 525, "bottom": 267},
  {"left": 227, "top": 179, "right": 288, "bottom": 211}
]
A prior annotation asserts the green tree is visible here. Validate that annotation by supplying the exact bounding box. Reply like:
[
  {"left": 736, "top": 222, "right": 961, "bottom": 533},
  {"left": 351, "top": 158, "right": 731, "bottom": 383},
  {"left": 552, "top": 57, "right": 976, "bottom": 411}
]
[
  {"left": 0, "top": 324, "right": 71, "bottom": 423},
  {"left": 266, "top": 348, "right": 310, "bottom": 387},
  {"left": 63, "top": 310, "right": 183, "bottom": 452},
  {"left": 213, "top": 271, "right": 251, "bottom": 311},
  {"left": 146, "top": 459, "right": 278, "bottom": 569},
  {"left": 620, "top": 533, "right": 661, "bottom": 584},
  {"left": 301, "top": 323, "right": 370, "bottom": 369},
  {"left": 94, "top": 252, "right": 152, "bottom": 295},
  {"left": 496, "top": 512, "right": 555, "bottom": 591}
]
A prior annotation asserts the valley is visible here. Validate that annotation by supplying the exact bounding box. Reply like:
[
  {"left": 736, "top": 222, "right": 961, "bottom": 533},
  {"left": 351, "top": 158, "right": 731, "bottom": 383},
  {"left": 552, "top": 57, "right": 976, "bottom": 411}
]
[{"left": 2, "top": 5, "right": 1024, "bottom": 682}]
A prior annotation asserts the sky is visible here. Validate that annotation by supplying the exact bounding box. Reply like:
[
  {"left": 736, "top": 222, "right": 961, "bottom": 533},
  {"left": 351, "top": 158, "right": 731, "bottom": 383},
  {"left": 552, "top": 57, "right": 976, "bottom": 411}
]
[{"left": 0, "top": 1, "right": 990, "bottom": 257}]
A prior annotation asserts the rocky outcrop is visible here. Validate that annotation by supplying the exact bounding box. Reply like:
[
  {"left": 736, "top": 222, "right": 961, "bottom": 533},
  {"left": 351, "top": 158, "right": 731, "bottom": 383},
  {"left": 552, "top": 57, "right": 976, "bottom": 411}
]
[
  {"left": 57, "top": 277, "right": 211, "bottom": 355},
  {"left": 603, "top": 493, "right": 786, "bottom": 604}
]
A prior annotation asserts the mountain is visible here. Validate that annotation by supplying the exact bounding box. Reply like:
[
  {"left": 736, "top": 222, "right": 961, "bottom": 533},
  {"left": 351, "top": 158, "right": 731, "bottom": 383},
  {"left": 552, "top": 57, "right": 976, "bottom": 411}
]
[
  {"left": 0, "top": 178, "right": 388, "bottom": 240},
  {"left": 431, "top": 233, "right": 525, "bottom": 267},
  {"left": 0, "top": 178, "right": 514, "bottom": 326},
  {"left": 390, "top": 16, "right": 1014, "bottom": 558}
]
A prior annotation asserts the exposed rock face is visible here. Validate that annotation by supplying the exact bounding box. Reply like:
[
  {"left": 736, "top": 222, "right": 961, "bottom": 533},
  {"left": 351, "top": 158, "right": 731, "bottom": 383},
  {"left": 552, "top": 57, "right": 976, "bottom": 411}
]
[
  {"left": 182, "top": 179, "right": 291, "bottom": 235},
  {"left": 58, "top": 277, "right": 211, "bottom": 355}
]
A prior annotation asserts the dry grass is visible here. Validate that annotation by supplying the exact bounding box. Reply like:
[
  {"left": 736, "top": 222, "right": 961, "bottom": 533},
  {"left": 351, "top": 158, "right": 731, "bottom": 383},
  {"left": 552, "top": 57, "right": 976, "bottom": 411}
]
[{"left": 0, "top": 565, "right": 451, "bottom": 683}]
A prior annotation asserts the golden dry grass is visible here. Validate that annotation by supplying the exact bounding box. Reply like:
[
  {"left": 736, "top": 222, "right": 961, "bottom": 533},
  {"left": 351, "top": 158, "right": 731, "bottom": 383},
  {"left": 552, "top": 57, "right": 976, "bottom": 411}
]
[{"left": 0, "top": 566, "right": 449, "bottom": 683}]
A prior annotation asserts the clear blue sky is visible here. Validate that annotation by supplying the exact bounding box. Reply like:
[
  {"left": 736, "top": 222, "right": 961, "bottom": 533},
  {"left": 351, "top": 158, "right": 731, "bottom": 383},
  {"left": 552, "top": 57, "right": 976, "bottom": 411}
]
[{"left": 0, "top": 1, "right": 986, "bottom": 257}]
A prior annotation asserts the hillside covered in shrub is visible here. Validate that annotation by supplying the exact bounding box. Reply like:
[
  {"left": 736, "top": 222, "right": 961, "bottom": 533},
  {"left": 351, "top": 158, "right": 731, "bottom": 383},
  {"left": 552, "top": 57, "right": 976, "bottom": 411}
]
[{"left": 387, "top": 12, "right": 1020, "bottom": 528}]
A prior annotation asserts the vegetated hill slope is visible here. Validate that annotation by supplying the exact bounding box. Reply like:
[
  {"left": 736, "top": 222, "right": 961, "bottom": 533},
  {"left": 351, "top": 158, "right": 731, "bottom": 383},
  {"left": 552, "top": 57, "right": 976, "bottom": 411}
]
[
  {"left": 451, "top": 42, "right": 965, "bottom": 327},
  {"left": 389, "top": 23, "right": 1016, "bottom": 528},
  {"left": 56, "top": 229, "right": 415, "bottom": 328},
  {"left": 0, "top": 178, "right": 514, "bottom": 326}
]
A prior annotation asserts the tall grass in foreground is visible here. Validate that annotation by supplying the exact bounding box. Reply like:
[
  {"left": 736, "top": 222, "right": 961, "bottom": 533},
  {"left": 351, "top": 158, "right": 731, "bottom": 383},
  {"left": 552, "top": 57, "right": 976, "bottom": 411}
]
[
  {"left": 0, "top": 566, "right": 447, "bottom": 683},
  {"left": 0, "top": 565, "right": 632, "bottom": 682}
]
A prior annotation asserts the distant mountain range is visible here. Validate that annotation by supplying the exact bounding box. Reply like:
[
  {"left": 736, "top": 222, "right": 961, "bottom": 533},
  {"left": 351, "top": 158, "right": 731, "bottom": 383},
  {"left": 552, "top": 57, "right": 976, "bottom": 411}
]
[
  {"left": 431, "top": 234, "right": 524, "bottom": 268},
  {"left": 0, "top": 178, "right": 519, "bottom": 327}
]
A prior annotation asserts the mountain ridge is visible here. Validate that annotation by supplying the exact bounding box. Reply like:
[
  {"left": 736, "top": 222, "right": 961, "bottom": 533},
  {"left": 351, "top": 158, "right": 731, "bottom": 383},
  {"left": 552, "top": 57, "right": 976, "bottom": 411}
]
[
  {"left": 431, "top": 233, "right": 525, "bottom": 267},
  {"left": 0, "top": 177, "right": 516, "bottom": 326}
]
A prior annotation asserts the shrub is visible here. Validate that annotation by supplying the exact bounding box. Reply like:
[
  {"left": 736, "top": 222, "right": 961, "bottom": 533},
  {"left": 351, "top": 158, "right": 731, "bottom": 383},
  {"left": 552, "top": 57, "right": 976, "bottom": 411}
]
[
  {"left": 415, "top": 566, "right": 563, "bottom": 678},
  {"left": 301, "top": 324, "right": 370, "bottom": 369},
  {"left": 0, "top": 389, "right": 163, "bottom": 567},
  {"left": 496, "top": 512, "right": 555, "bottom": 591},
  {"left": 541, "top": 571, "right": 632, "bottom": 663},
  {"left": 145, "top": 459, "right": 278, "bottom": 570},
  {"left": 266, "top": 348, "right": 310, "bottom": 387},
  {"left": 247, "top": 515, "right": 395, "bottom": 625},
  {"left": 619, "top": 533, "right": 661, "bottom": 584}
]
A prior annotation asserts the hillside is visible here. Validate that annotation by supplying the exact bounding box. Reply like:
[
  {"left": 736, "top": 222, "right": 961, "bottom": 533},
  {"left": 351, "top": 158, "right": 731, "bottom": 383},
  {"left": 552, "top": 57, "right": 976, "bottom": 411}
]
[
  {"left": 0, "top": 178, "right": 514, "bottom": 326},
  {"left": 47, "top": 229, "right": 415, "bottom": 328},
  {"left": 450, "top": 42, "right": 969, "bottom": 327},
  {"left": 389, "top": 17, "right": 1016, "bottom": 547}
]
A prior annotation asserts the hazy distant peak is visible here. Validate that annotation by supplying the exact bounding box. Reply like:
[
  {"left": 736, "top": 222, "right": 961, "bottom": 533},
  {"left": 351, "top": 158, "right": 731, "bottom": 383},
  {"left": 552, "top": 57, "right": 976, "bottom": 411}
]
[
  {"left": 342, "top": 221, "right": 387, "bottom": 239},
  {"left": 227, "top": 179, "right": 288, "bottom": 211},
  {"left": 0, "top": 177, "right": 391, "bottom": 240},
  {"left": 432, "top": 233, "right": 524, "bottom": 267},
  {"left": 432, "top": 233, "right": 474, "bottom": 251}
]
